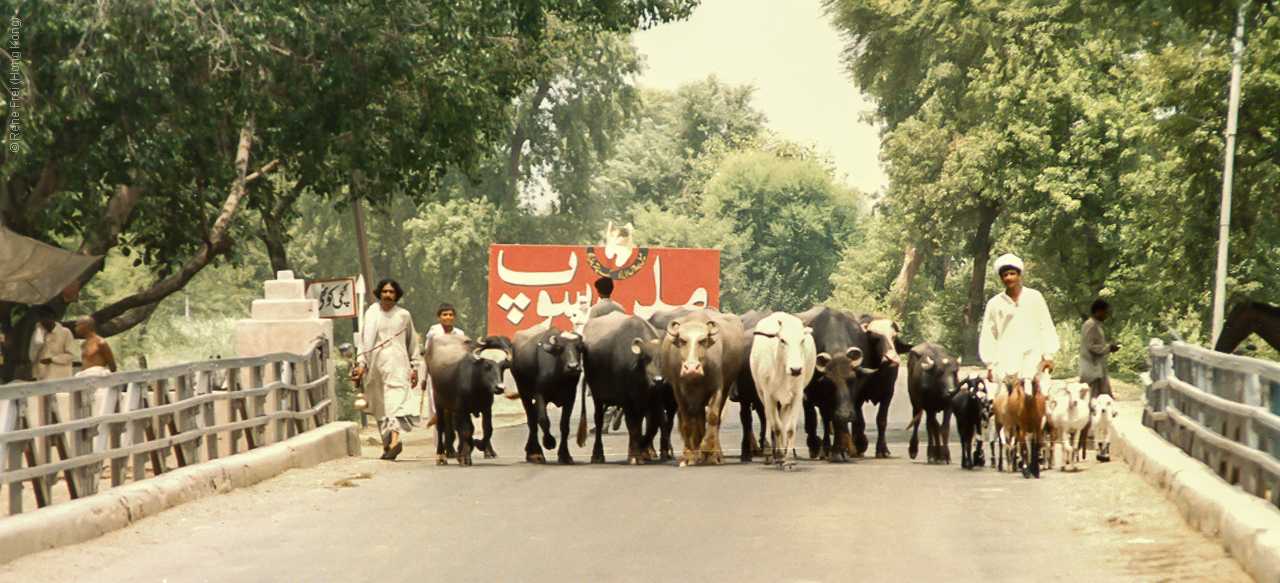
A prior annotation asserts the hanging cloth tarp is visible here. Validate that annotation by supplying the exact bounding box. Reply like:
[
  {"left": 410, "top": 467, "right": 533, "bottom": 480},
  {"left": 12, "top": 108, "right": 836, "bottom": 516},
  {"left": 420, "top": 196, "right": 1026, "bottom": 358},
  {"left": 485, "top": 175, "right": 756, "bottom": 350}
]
[{"left": 0, "top": 225, "right": 101, "bottom": 305}]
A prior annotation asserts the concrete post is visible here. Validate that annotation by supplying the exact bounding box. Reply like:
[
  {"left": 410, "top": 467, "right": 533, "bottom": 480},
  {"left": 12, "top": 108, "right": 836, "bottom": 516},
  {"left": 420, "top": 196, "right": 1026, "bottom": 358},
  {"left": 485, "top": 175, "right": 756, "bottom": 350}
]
[{"left": 236, "top": 271, "right": 335, "bottom": 426}]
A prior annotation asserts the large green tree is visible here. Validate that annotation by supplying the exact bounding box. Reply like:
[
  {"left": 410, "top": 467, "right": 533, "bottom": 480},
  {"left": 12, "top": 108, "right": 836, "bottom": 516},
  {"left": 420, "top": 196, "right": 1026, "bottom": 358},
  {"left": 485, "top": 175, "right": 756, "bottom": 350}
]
[{"left": 0, "top": 0, "right": 695, "bottom": 380}]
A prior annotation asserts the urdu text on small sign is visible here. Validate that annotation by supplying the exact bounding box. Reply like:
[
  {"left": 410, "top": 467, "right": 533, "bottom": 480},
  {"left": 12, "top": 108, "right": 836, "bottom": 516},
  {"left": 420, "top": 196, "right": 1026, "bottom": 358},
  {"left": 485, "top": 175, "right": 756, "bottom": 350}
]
[{"left": 306, "top": 278, "right": 358, "bottom": 319}]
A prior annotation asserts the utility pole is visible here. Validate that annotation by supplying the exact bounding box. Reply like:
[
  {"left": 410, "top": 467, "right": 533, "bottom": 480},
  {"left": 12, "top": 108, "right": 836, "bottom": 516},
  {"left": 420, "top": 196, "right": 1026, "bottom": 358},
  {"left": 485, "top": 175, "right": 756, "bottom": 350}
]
[
  {"left": 350, "top": 172, "right": 376, "bottom": 302},
  {"left": 1212, "top": 0, "right": 1249, "bottom": 346}
]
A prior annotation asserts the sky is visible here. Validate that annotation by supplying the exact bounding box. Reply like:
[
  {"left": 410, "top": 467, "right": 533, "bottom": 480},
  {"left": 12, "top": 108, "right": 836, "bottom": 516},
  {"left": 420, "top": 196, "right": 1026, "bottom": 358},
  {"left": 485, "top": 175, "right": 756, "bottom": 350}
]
[{"left": 630, "top": 0, "right": 888, "bottom": 196}]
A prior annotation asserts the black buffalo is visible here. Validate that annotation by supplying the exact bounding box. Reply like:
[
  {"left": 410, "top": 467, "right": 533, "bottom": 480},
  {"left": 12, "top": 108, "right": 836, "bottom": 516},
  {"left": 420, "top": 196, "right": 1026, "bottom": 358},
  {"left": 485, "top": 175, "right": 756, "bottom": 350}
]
[
  {"left": 732, "top": 310, "right": 772, "bottom": 462},
  {"left": 797, "top": 306, "right": 868, "bottom": 462},
  {"left": 512, "top": 322, "right": 585, "bottom": 465},
  {"left": 426, "top": 335, "right": 510, "bottom": 466},
  {"left": 580, "top": 312, "right": 666, "bottom": 464},
  {"left": 849, "top": 313, "right": 910, "bottom": 458},
  {"left": 905, "top": 343, "right": 961, "bottom": 464}
]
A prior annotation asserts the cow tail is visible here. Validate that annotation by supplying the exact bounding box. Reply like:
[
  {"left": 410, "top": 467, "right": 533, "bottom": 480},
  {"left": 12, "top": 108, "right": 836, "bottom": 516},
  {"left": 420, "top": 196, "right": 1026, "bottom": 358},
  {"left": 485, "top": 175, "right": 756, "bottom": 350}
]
[
  {"left": 906, "top": 411, "right": 923, "bottom": 433},
  {"left": 576, "top": 378, "right": 589, "bottom": 448}
]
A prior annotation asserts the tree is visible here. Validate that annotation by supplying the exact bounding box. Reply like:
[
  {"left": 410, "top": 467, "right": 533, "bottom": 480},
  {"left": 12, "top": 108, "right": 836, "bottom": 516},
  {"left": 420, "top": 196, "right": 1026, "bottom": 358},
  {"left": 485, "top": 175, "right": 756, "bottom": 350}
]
[
  {"left": 0, "top": 0, "right": 696, "bottom": 380},
  {"left": 825, "top": 0, "right": 1144, "bottom": 357},
  {"left": 701, "top": 151, "right": 862, "bottom": 313}
]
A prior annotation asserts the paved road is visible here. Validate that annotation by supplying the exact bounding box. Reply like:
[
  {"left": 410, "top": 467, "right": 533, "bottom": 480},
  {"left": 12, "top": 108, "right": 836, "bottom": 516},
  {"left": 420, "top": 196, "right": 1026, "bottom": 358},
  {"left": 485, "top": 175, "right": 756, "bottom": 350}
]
[{"left": 0, "top": 376, "right": 1253, "bottom": 583}]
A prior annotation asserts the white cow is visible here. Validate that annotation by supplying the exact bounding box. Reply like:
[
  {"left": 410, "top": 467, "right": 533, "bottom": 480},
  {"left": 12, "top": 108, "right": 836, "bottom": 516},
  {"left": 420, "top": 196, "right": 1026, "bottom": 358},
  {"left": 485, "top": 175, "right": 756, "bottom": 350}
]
[
  {"left": 1091, "top": 394, "right": 1118, "bottom": 462},
  {"left": 749, "top": 312, "right": 817, "bottom": 471},
  {"left": 1046, "top": 381, "right": 1092, "bottom": 471}
]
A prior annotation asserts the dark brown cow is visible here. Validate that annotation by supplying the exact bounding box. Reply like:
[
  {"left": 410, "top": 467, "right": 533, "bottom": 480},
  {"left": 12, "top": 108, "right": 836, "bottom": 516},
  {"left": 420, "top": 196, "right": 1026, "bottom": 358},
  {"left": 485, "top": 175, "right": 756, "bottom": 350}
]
[{"left": 660, "top": 309, "right": 746, "bottom": 467}]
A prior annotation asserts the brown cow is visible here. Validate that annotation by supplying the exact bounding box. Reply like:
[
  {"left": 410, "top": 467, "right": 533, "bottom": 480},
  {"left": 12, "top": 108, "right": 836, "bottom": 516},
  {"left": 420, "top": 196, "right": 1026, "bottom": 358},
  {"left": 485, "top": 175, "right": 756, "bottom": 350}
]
[{"left": 660, "top": 309, "right": 747, "bottom": 467}]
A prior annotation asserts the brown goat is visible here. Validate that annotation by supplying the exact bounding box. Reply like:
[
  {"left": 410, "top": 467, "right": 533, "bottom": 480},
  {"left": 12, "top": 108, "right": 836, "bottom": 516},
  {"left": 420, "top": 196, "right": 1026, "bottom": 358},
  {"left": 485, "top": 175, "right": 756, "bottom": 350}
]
[{"left": 992, "top": 373, "right": 1048, "bottom": 478}]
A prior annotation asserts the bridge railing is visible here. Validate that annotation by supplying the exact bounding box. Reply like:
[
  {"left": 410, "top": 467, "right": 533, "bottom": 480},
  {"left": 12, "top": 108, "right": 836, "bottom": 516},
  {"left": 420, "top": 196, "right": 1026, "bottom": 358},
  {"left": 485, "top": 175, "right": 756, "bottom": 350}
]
[
  {"left": 0, "top": 338, "right": 335, "bottom": 516},
  {"left": 1143, "top": 339, "right": 1280, "bottom": 506}
]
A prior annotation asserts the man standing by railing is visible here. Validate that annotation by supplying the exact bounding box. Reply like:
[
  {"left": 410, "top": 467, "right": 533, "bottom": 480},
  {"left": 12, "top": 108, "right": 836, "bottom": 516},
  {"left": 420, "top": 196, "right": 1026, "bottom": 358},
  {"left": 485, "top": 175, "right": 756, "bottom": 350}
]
[
  {"left": 1080, "top": 298, "right": 1121, "bottom": 399},
  {"left": 29, "top": 305, "right": 76, "bottom": 381}
]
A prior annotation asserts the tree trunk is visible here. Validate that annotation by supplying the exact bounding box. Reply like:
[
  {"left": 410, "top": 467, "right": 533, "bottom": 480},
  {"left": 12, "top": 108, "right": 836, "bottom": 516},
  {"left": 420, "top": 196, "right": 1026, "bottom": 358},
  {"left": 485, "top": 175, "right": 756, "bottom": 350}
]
[
  {"left": 504, "top": 79, "right": 552, "bottom": 204},
  {"left": 887, "top": 241, "right": 924, "bottom": 319},
  {"left": 959, "top": 199, "right": 999, "bottom": 361}
]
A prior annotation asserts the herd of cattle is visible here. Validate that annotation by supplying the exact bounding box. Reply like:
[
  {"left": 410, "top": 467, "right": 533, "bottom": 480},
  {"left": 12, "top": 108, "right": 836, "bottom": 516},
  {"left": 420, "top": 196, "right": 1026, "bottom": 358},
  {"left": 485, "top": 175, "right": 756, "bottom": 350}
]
[{"left": 421, "top": 305, "right": 1118, "bottom": 476}]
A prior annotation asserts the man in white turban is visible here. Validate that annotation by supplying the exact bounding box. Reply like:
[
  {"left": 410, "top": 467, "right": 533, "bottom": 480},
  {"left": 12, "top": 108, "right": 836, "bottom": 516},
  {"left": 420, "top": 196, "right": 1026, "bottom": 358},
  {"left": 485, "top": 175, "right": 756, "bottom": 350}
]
[{"left": 979, "top": 253, "right": 1059, "bottom": 380}]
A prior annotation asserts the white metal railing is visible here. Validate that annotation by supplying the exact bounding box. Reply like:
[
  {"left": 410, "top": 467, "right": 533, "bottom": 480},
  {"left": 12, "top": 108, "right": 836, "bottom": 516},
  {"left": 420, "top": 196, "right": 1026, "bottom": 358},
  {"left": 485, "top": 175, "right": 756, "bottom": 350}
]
[
  {"left": 0, "top": 339, "right": 334, "bottom": 516},
  {"left": 1143, "top": 339, "right": 1280, "bottom": 506}
]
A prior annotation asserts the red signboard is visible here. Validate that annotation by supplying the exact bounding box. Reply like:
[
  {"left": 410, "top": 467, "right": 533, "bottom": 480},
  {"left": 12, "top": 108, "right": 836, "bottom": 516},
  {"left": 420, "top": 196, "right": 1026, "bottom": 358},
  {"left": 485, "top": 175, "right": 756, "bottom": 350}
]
[{"left": 487, "top": 245, "right": 720, "bottom": 337}]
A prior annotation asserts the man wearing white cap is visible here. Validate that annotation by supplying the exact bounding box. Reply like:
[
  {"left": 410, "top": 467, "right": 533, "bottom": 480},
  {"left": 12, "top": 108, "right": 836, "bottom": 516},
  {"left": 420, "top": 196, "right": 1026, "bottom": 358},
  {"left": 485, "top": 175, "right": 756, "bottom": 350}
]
[{"left": 979, "top": 253, "right": 1059, "bottom": 380}]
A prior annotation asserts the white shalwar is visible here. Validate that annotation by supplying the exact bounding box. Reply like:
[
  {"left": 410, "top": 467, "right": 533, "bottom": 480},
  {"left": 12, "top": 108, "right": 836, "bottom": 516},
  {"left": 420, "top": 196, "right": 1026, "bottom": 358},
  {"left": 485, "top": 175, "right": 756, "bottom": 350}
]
[
  {"left": 359, "top": 303, "right": 422, "bottom": 441},
  {"left": 978, "top": 286, "right": 1060, "bottom": 380}
]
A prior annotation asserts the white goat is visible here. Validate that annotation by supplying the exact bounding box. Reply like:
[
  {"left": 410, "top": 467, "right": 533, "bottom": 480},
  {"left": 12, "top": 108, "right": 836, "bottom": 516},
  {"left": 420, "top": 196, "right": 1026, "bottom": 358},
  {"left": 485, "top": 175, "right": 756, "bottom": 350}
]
[
  {"left": 749, "top": 313, "right": 817, "bottom": 471},
  {"left": 1046, "top": 381, "right": 1091, "bottom": 471},
  {"left": 1091, "top": 394, "right": 1118, "bottom": 462}
]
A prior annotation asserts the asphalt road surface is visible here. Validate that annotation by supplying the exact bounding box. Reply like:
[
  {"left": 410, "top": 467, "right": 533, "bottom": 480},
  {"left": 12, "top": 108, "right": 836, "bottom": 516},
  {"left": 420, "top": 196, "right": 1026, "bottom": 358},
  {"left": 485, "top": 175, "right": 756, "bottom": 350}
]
[{"left": 0, "top": 375, "right": 1253, "bottom": 583}]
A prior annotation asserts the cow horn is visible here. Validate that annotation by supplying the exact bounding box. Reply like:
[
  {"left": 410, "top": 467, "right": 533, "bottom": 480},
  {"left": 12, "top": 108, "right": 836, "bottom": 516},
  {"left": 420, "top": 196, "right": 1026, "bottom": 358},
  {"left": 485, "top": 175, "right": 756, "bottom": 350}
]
[
  {"left": 845, "top": 347, "right": 863, "bottom": 367},
  {"left": 815, "top": 352, "right": 831, "bottom": 372},
  {"left": 631, "top": 338, "right": 644, "bottom": 355},
  {"left": 706, "top": 321, "right": 719, "bottom": 337},
  {"left": 921, "top": 356, "right": 934, "bottom": 369},
  {"left": 666, "top": 321, "right": 681, "bottom": 336}
]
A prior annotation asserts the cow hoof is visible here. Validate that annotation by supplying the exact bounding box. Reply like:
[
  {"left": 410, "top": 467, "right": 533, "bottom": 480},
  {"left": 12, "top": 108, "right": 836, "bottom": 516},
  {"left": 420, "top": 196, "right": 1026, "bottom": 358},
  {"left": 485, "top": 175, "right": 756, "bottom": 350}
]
[
  {"left": 484, "top": 450, "right": 497, "bottom": 459},
  {"left": 591, "top": 453, "right": 606, "bottom": 464},
  {"left": 808, "top": 448, "right": 821, "bottom": 460},
  {"left": 876, "top": 448, "right": 891, "bottom": 459},
  {"left": 436, "top": 457, "right": 448, "bottom": 466},
  {"left": 543, "top": 435, "right": 556, "bottom": 449},
  {"left": 782, "top": 461, "right": 796, "bottom": 472},
  {"left": 908, "top": 444, "right": 918, "bottom": 459},
  {"left": 527, "top": 453, "right": 546, "bottom": 464},
  {"left": 558, "top": 456, "right": 575, "bottom": 465},
  {"left": 740, "top": 453, "right": 753, "bottom": 463},
  {"left": 629, "top": 457, "right": 641, "bottom": 465}
]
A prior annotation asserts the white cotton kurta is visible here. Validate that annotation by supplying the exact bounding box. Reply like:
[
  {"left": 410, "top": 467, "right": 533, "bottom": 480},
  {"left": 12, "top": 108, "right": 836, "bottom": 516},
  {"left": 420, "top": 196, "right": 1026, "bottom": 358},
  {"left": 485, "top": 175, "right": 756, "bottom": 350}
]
[
  {"left": 30, "top": 324, "right": 77, "bottom": 381},
  {"left": 979, "top": 287, "right": 1060, "bottom": 380},
  {"left": 421, "top": 324, "right": 466, "bottom": 417},
  {"left": 358, "top": 303, "right": 422, "bottom": 439}
]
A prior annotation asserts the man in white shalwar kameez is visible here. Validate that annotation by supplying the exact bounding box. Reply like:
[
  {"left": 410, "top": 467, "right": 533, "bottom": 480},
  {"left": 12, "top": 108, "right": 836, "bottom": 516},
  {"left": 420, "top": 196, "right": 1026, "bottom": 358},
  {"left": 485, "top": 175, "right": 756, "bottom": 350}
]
[
  {"left": 979, "top": 254, "right": 1060, "bottom": 382},
  {"left": 30, "top": 305, "right": 77, "bottom": 381},
  {"left": 353, "top": 279, "right": 421, "bottom": 460}
]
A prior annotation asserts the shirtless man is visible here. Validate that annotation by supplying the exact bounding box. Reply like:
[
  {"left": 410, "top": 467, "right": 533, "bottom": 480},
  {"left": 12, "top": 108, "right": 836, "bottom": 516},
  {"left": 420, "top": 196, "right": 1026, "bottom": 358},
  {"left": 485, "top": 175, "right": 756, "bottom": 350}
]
[{"left": 75, "top": 315, "right": 116, "bottom": 376}]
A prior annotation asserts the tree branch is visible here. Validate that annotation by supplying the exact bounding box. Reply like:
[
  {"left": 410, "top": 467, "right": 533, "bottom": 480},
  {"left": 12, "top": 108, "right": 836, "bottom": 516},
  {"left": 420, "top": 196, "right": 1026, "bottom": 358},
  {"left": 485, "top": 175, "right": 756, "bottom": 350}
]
[
  {"left": 79, "top": 184, "right": 143, "bottom": 256},
  {"left": 97, "top": 301, "right": 161, "bottom": 337},
  {"left": 89, "top": 117, "right": 271, "bottom": 325}
]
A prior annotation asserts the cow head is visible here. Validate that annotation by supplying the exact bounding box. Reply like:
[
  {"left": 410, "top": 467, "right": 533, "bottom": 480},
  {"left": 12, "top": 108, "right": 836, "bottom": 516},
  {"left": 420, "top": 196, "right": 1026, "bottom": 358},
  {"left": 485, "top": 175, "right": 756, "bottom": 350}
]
[
  {"left": 540, "top": 331, "right": 585, "bottom": 374},
  {"left": 471, "top": 345, "right": 509, "bottom": 395},
  {"left": 666, "top": 320, "right": 717, "bottom": 380},
  {"left": 915, "top": 350, "right": 961, "bottom": 398},
  {"left": 862, "top": 318, "right": 904, "bottom": 368},
  {"left": 631, "top": 337, "right": 665, "bottom": 388},
  {"left": 814, "top": 345, "right": 864, "bottom": 422}
]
